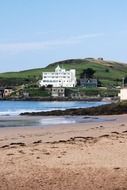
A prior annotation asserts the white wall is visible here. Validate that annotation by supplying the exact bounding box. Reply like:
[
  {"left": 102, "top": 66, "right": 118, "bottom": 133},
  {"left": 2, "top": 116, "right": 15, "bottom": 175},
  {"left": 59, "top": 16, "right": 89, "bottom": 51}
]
[{"left": 118, "top": 88, "right": 127, "bottom": 101}]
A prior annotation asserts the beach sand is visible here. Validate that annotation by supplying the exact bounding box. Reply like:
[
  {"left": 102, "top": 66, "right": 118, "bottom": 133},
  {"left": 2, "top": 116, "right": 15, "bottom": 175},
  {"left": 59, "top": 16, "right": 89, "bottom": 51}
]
[{"left": 0, "top": 114, "right": 127, "bottom": 190}]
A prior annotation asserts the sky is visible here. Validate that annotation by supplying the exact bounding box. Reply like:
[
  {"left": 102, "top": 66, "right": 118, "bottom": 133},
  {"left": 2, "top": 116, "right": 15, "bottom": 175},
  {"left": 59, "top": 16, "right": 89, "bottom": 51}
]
[{"left": 0, "top": 0, "right": 127, "bottom": 72}]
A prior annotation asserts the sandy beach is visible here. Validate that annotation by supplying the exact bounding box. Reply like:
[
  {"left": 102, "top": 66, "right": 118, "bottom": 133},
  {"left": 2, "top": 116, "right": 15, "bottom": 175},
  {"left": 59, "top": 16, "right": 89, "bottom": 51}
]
[{"left": 0, "top": 114, "right": 127, "bottom": 190}]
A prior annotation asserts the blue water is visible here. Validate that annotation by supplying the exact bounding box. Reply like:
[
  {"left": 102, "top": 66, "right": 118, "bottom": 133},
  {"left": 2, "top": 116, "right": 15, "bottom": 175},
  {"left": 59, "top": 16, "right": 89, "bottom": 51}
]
[{"left": 0, "top": 100, "right": 108, "bottom": 116}]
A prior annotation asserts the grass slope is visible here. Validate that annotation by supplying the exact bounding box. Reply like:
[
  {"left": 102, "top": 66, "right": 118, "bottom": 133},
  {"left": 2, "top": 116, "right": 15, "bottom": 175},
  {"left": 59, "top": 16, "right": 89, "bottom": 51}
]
[{"left": 0, "top": 58, "right": 127, "bottom": 86}]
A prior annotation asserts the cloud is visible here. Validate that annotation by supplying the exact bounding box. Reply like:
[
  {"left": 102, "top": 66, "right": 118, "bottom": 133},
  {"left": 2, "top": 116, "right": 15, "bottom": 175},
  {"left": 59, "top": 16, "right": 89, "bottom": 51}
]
[
  {"left": 69, "top": 33, "right": 104, "bottom": 40},
  {"left": 0, "top": 33, "right": 104, "bottom": 54}
]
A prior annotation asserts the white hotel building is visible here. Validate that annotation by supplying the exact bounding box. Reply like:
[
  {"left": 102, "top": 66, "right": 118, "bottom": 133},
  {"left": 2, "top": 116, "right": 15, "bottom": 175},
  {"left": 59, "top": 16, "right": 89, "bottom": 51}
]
[{"left": 39, "top": 65, "right": 76, "bottom": 88}]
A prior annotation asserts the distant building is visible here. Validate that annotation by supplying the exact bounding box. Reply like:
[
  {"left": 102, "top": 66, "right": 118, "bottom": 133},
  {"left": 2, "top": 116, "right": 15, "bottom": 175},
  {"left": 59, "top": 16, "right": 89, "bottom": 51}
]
[
  {"left": 98, "top": 57, "right": 103, "bottom": 61},
  {"left": 51, "top": 87, "right": 65, "bottom": 97},
  {"left": 39, "top": 65, "right": 76, "bottom": 88},
  {"left": 80, "top": 78, "right": 98, "bottom": 88},
  {"left": 0, "top": 87, "right": 14, "bottom": 98},
  {"left": 118, "top": 88, "right": 127, "bottom": 101},
  {"left": 4, "top": 88, "right": 14, "bottom": 97}
]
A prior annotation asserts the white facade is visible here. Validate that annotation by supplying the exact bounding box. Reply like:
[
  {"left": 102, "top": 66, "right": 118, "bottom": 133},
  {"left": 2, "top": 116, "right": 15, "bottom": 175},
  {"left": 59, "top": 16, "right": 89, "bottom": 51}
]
[
  {"left": 118, "top": 88, "right": 127, "bottom": 101},
  {"left": 52, "top": 87, "right": 65, "bottom": 97},
  {"left": 39, "top": 65, "right": 76, "bottom": 87}
]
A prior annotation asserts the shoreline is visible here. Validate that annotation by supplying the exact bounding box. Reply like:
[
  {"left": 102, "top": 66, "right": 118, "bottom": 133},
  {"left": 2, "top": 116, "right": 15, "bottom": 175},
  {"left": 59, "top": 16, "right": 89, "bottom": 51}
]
[
  {"left": 0, "top": 115, "right": 117, "bottom": 128},
  {"left": 0, "top": 114, "right": 126, "bottom": 145},
  {"left": 0, "top": 99, "right": 110, "bottom": 117},
  {"left": 20, "top": 101, "right": 127, "bottom": 116},
  {"left": 0, "top": 97, "right": 104, "bottom": 101}
]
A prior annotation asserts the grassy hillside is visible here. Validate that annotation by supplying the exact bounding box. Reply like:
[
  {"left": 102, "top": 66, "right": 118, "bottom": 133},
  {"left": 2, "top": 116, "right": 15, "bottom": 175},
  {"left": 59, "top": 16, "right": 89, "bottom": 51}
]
[{"left": 0, "top": 58, "right": 127, "bottom": 87}]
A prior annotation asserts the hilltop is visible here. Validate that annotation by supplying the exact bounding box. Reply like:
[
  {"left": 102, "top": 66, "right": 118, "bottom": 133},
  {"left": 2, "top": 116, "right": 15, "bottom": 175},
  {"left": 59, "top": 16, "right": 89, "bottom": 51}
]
[{"left": 0, "top": 58, "right": 127, "bottom": 87}]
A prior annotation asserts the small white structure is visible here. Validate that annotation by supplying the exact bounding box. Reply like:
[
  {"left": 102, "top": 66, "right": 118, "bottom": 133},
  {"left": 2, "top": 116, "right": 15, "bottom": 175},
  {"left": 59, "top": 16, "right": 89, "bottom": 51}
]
[
  {"left": 118, "top": 88, "right": 127, "bottom": 101},
  {"left": 39, "top": 65, "right": 76, "bottom": 87}
]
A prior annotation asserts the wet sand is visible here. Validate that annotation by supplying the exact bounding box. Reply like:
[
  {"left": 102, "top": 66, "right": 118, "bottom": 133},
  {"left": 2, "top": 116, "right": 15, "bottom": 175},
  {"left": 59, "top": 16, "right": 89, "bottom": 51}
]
[{"left": 0, "top": 114, "right": 127, "bottom": 190}]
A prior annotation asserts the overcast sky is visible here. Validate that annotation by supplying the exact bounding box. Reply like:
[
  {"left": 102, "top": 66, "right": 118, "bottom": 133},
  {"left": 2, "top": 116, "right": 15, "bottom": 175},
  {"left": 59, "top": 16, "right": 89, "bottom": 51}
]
[{"left": 0, "top": 0, "right": 127, "bottom": 72}]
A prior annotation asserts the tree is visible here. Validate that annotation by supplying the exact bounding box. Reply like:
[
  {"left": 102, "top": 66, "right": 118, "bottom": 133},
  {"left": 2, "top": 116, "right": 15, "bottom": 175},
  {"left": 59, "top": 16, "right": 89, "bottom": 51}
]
[
  {"left": 80, "top": 68, "right": 96, "bottom": 78},
  {"left": 124, "top": 76, "right": 127, "bottom": 85},
  {"left": 105, "top": 68, "right": 109, "bottom": 73},
  {"left": 97, "top": 80, "right": 102, "bottom": 87}
]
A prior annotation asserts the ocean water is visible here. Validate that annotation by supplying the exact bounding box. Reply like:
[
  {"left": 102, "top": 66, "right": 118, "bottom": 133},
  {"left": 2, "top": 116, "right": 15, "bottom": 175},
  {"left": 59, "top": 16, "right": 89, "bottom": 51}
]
[
  {"left": 0, "top": 101, "right": 111, "bottom": 127},
  {"left": 0, "top": 100, "right": 108, "bottom": 116}
]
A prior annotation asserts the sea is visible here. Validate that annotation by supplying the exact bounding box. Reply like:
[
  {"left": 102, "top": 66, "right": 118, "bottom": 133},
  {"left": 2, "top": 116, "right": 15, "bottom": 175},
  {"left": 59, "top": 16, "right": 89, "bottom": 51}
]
[
  {"left": 0, "top": 100, "right": 107, "bottom": 116},
  {"left": 0, "top": 100, "right": 111, "bottom": 127}
]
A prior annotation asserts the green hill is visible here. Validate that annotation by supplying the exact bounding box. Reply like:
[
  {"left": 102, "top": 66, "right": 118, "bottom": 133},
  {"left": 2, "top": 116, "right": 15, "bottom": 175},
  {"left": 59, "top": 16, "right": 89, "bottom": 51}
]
[{"left": 0, "top": 58, "right": 127, "bottom": 87}]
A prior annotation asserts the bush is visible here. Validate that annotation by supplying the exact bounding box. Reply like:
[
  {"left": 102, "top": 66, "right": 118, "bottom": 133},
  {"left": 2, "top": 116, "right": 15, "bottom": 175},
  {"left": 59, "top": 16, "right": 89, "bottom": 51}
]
[{"left": 25, "top": 88, "right": 50, "bottom": 97}]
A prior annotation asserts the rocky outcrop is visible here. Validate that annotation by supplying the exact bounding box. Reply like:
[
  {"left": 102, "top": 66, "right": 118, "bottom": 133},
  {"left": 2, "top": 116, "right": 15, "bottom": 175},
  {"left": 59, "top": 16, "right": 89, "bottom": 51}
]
[{"left": 20, "top": 101, "right": 127, "bottom": 116}]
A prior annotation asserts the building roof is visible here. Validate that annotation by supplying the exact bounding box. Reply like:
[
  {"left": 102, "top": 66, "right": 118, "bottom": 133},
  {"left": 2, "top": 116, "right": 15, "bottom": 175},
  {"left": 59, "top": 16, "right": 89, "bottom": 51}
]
[{"left": 55, "top": 65, "right": 61, "bottom": 71}]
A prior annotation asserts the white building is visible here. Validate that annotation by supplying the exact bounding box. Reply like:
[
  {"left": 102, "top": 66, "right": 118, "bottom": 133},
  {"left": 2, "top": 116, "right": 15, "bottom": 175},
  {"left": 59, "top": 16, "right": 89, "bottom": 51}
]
[
  {"left": 39, "top": 65, "right": 76, "bottom": 87},
  {"left": 118, "top": 88, "right": 127, "bottom": 101},
  {"left": 51, "top": 87, "right": 65, "bottom": 97}
]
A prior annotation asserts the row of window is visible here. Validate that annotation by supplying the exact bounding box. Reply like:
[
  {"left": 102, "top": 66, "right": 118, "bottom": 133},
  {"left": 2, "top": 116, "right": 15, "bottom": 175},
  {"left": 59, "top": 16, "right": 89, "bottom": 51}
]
[
  {"left": 43, "top": 76, "right": 70, "bottom": 79},
  {"left": 52, "top": 89, "right": 64, "bottom": 92},
  {"left": 43, "top": 72, "right": 71, "bottom": 76},
  {"left": 43, "top": 80, "right": 70, "bottom": 83}
]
